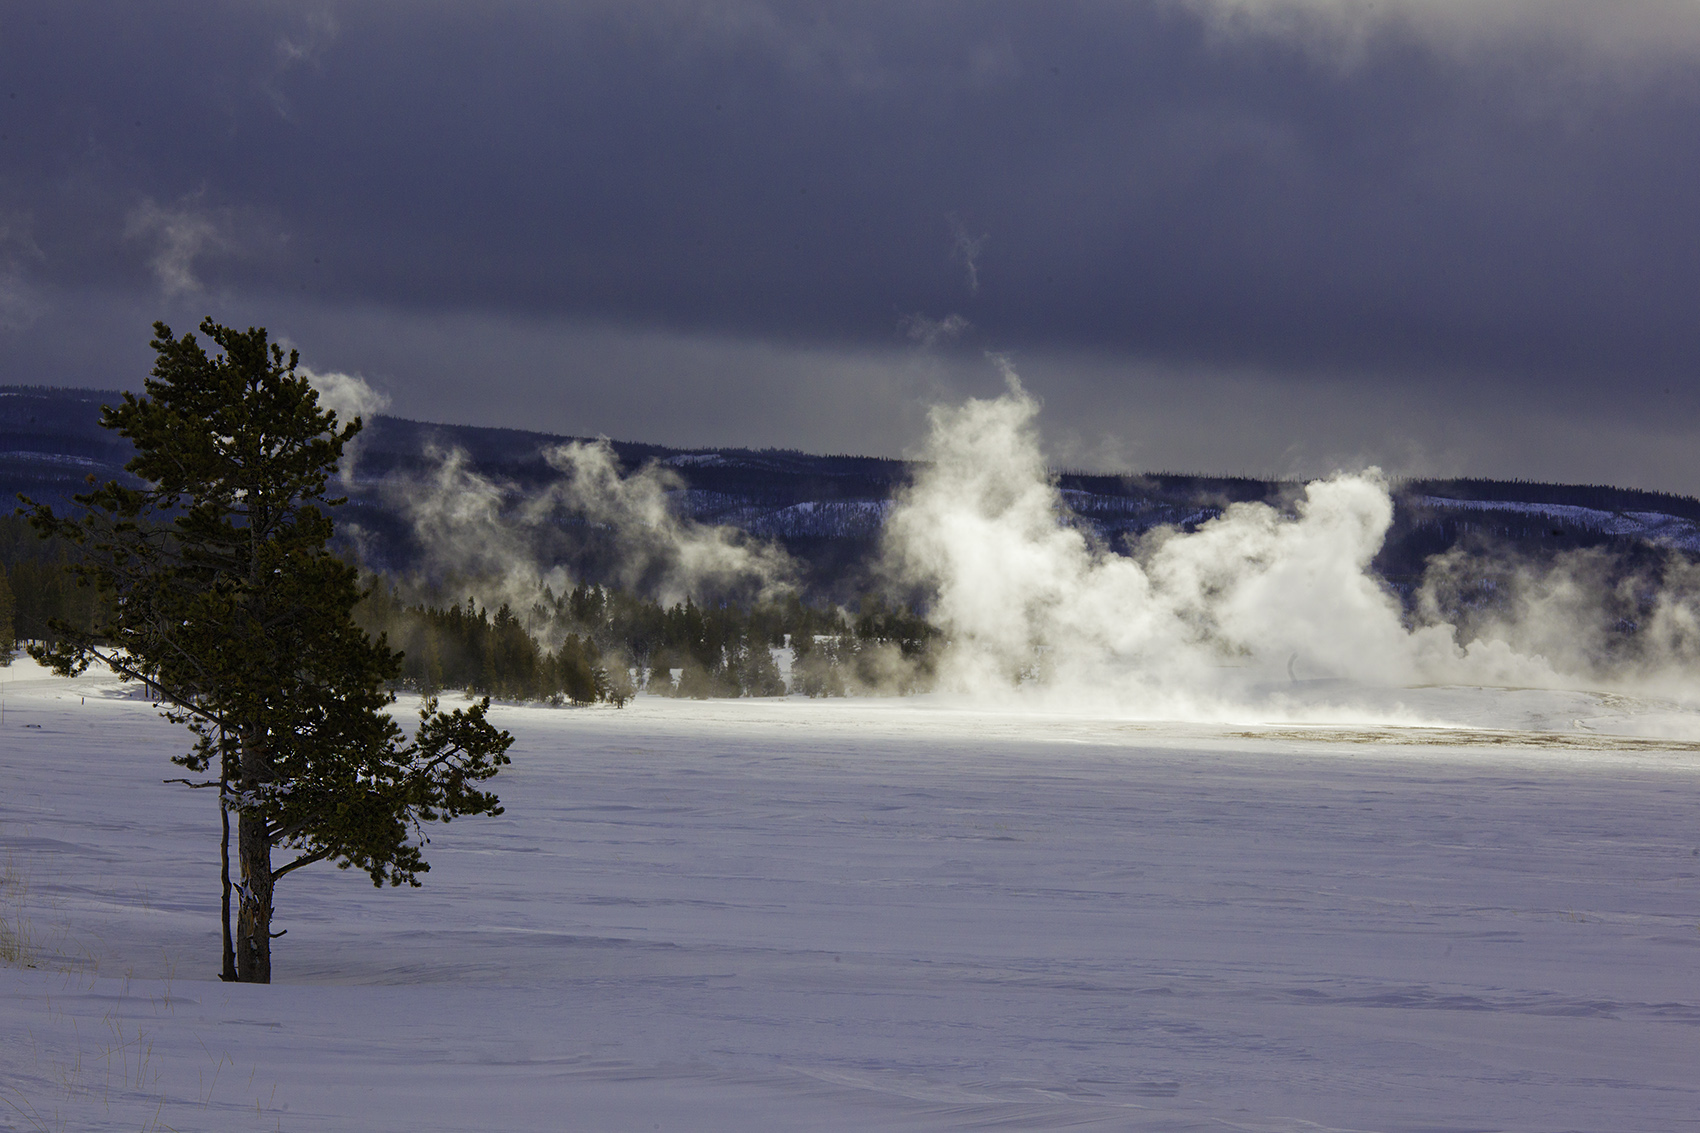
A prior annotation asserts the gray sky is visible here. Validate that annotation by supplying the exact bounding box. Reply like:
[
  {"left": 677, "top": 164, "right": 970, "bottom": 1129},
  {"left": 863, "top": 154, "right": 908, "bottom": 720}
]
[{"left": 5, "top": 1, "right": 1700, "bottom": 490}]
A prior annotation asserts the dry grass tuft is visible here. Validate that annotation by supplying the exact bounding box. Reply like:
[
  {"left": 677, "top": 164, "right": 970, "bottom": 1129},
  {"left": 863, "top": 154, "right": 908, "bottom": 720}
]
[{"left": 0, "top": 846, "right": 38, "bottom": 968}]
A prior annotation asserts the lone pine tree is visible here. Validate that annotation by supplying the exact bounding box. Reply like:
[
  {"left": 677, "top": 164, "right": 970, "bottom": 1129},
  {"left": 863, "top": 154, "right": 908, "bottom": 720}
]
[{"left": 25, "top": 318, "right": 513, "bottom": 983}]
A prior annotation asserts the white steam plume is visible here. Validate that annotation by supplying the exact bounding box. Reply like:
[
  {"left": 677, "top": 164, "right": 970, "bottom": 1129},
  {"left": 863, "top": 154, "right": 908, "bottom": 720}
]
[
  {"left": 303, "top": 366, "right": 390, "bottom": 426},
  {"left": 390, "top": 443, "right": 573, "bottom": 619},
  {"left": 301, "top": 366, "right": 389, "bottom": 485},
  {"left": 539, "top": 440, "right": 796, "bottom": 604},
  {"left": 884, "top": 363, "right": 1700, "bottom": 721},
  {"left": 388, "top": 438, "right": 795, "bottom": 623}
]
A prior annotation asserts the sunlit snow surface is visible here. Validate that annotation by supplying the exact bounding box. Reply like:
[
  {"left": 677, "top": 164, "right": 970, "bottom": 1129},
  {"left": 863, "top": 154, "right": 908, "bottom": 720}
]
[{"left": 3, "top": 659, "right": 1699, "bottom": 1131}]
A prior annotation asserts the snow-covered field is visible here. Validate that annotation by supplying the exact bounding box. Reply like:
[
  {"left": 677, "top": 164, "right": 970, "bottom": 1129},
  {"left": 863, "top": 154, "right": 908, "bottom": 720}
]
[{"left": 3, "top": 658, "right": 1699, "bottom": 1132}]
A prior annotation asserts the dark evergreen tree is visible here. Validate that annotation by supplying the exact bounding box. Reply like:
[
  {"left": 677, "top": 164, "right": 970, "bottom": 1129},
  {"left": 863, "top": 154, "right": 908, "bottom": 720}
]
[
  {"left": 646, "top": 662, "right": 677, "bottom": 695},
  {"left": 792, "top": 637, "right": 847, "bottom": 697},
  {"left": 602, "top": 662, "right": 636, "bottom": 707},
  {"left": 674, "top": 658, "right": 718, "bottom": 699},
  {"left": 0, "top": 561, "right": 14, "bottom": 661},
  {"left": 0, "top": 515, "right": 109, "bottom": 644},
  {"left": 729, "top": 639, "right": 787, "bottom": 696},
  {"left": 24, "top": 319, "right": 513, "bottom": 984}
]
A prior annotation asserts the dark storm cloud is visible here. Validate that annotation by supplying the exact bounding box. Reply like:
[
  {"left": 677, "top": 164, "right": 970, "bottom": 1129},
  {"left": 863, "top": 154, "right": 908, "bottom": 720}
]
[{"left": 5, "top": 1, "right": 1700, "bottom": 486}]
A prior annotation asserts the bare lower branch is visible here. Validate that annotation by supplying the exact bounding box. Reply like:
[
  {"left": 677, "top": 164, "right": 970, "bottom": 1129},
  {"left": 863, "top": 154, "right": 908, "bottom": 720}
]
[
  {"left": 83, "top": 645, "right": 228, "bottom": 730},
  {"left": 272, "top": 845, "right": 334, "bottom": 881}
]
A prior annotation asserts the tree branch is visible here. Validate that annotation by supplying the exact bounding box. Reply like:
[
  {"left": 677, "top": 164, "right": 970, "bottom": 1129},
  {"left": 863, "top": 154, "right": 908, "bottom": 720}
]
[
  {"left": 272, "top": 845, "right": 333, "bottom": 881},
  {"left": 83, "top": 646, "right": 228, "bottom": 730}
]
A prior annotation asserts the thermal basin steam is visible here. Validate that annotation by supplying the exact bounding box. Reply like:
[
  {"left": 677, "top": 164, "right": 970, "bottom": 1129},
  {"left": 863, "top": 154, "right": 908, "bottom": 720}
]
[{"left": 884, "top": 364, "right": 1700, "bottom": 723}]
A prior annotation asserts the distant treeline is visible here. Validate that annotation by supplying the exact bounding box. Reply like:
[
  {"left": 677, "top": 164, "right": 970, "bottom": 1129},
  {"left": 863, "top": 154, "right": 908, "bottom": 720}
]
[
  {"left": 1396, "top": 478, "right": 1700, "bottom": 522},
  {"left": 355, "top": 578, "right": 940, "bottom": 703},
  {"left": 0, "top": 514, "right": 105, "bottom": 653},
  {"left": 1, "top": 515, "right": 941, "bottom": 702},
  {"left": 1056, "top": 471, "right": 1288, "bottom": 507}
]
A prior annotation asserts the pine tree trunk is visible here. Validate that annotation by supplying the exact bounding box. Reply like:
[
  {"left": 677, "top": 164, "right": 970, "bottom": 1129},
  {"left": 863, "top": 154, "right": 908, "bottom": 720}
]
[
  {"left": 220, "top": 789, "right": 236, "bottom": 982},
  {"left": 235, "top": 528, "right": 275, "bottom": 984},
  {"left": 219, "top": 728, "right": 238, "bottom": 982},
  {"left": 235, "top": 734, "right": 274, "bottom": 983},
  {"left": 236, "top": 806, "right": 273, "bottom": 982}
]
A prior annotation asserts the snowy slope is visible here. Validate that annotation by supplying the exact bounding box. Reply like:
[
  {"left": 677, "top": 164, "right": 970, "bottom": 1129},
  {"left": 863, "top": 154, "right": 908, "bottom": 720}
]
[
  {"left": 1419, "top": 495, "right": 1700, "bottom": 552},
  {"left": 3, "top": 660, "right": 1699, "bottom": 1131}
]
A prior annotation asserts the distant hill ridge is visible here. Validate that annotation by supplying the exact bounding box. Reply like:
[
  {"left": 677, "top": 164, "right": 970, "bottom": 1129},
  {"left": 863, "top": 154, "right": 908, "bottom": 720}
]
[{"left": 6, "top": 385, "right": 1699, "bottom": 596}]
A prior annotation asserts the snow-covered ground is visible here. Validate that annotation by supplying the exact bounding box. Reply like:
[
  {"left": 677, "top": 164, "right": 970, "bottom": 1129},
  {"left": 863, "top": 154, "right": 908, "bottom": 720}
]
[{"left": 2, "top": 659, "right": 1698, "bottom": 1131}]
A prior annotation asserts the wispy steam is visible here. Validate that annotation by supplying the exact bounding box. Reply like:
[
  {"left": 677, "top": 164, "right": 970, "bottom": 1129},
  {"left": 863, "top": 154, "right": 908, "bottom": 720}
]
[
  {"left": 265, "top": 7, "right": 340, "bottom": 118},
  {"left": 1414, "top": 542, "right": 1700, "bottom": 697},
  {"left": 946, "top": 214, "right": 987, "bottom": 296},
  {"left": 0, "top": 273, "right": 43, "bottom": 333},
  {"left": 300, "top": 366, "right": 389, "bottom": 485},
  {"left": 302, "top": 366, "right": 390, "bottom": 425},
  {"left": 540, "top": 440, "right": 796, "bottom": 604},
  {"left": 388, "top": 443, "right": 572, "bottom": 618},
  {"left": 0, "top": 212, "right": 47, "bottom": 332},
  {"left": 385, "top": 438, "right": 796, "bottom": 624},
  {"left": 884, "top": 362, "right": 1700, "bottom": 721},
  {"left": 124, "top": 197, "right": 236, "bottom": 297},
  {"left": 274, "top": 8, "right": 339, "bottom": 70},
  {"left": 900, "top": 312, "right": 970, "bottom": 347}
]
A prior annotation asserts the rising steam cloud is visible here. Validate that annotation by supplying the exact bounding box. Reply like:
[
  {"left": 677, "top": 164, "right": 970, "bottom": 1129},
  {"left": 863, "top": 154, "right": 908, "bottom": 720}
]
[
  {"left": 540, "top": 440, "right": 796, "bottom": 602},
  {"left": 884, "top": 364, "right": 1700, "bottom": 721},
  {"left": 388, "top": 442, "right": 571, "bottom": 617},
  {"left": 342, "top": 354, "right": 1700, "bottom": 722},
  {"left": 302, "top": 366, "right": 390, "bottom": 486},
  {"left": 389, "top": 438, "right": 795, "bottom": 624}
]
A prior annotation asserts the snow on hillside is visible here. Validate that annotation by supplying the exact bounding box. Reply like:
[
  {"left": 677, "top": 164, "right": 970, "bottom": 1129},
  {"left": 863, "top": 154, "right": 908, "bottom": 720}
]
[
  {"left": 1420, "top": 495, "right": 1700, "bottom": 551},
  {"left": 0, "top": 451, "right": 106, "bottom": 468},
  {"left": 658, "top": 491, "right": 894, "bottom": 539},
  {"left": 3, "top": 660, "right": 1700, "bottom": 1131},
  {"left": 738, "top": 499, "right": 893, "bottom": 539},
  {"left": 655, "top": 485, "right": 1700, "bottom": 555}
]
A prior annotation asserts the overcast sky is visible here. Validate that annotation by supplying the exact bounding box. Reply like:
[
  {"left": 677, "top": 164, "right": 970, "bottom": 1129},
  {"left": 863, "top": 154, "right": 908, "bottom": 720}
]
[{"left": 5, "top": 1, "right": 1700, "bottom": 491}]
